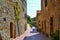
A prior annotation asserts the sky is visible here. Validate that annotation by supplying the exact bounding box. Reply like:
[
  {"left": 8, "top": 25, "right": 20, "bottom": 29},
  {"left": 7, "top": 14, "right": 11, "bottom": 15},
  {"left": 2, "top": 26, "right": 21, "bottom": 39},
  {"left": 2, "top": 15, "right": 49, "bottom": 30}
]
[{"left": 27, "top": 0, "right": 41, "bottom": 18}]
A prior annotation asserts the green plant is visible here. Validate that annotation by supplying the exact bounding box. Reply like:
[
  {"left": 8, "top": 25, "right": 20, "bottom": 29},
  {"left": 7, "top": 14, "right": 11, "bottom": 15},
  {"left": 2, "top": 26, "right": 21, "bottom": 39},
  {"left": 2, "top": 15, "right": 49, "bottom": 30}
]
[
  {"left": 14, "top": 0, "right": 23, "bottom": 35},
  {"left": 29, "top": 24, "right": 32, "bottom": 27},
  {"left": 27, "top": 15, "right": 32, "bottom": 23},
  {"left": 14, "top": 0, "right": 20, "bottom": 20},
  {"left": 51, "top": 30, "right": 59, "bottom": 40},
  {"left": 27, "top": 15, "right": 32, "bottom": 27}
]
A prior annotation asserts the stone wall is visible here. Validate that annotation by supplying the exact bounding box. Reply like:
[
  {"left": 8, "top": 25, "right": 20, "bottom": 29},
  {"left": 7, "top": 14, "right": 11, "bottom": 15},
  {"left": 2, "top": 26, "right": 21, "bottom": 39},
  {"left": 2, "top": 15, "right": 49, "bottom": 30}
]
[
  {"left": 36, "top": 0, "right": 60, "bottom": 38},
  {"left": 36, "top": 10, "right": 42, "bottom": 32},
  {"left": 0, "top": 0, "right": 27, "bottom": 40},
  {"left": 18, "top": 0, "right": 27, "bottom": 35},
  {"left": 0, "top": 0, "right": 15, "bottom": 40}
]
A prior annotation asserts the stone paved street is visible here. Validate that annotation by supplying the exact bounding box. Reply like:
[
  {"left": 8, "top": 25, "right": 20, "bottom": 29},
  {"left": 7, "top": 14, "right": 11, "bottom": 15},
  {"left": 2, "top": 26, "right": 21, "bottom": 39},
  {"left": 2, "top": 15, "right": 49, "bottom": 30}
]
[{"left": 12, "top": 26, "right": 51, "bottom": 40}]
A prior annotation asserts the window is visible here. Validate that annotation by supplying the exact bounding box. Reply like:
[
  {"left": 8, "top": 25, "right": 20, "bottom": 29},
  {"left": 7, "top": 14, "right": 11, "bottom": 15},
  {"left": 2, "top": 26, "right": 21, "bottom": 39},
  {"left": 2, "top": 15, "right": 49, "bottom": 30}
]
[
  {"left": 38, "top": 21, "right": 40, "bottom": 23},
  {"left": 39, "top": 24, "right": 40, "bottom": 26},
  {"left": 50, "top": 17, "right": 53, "bottom": 26},
  {"left": 45, "top": 0, "right": 47, "bottom": 7},
  {"left": 3, "top": 17, "right": 6, "bottom": 21}
]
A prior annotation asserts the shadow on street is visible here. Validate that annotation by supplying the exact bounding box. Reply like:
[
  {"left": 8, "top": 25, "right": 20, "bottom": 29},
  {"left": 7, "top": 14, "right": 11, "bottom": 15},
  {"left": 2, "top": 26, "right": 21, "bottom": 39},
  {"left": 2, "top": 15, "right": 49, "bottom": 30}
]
[
  {"left": 23, "top": 33, "right": 50, "bottom": 40},
  {"left": 23, "top": 27, "right": 50, "bottom": 40}
]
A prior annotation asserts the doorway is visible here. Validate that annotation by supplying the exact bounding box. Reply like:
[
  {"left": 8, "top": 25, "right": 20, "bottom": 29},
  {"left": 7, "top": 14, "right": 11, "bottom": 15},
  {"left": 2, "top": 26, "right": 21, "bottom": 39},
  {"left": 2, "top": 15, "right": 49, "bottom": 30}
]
[
  {"left": 44, "top": 20, "right": 46, "bottom": 32},
  {"left": 42, "top": 21, "right": 43, "bottom": 31},
  {"left": 50, "top": 17, "right": 53, "bottom": 35},
  {"left": 10, "top": 22, "right": 13, "bottom": 38},
  {"left": 0, "top": 34, "right": 2, "bottom": 40}
]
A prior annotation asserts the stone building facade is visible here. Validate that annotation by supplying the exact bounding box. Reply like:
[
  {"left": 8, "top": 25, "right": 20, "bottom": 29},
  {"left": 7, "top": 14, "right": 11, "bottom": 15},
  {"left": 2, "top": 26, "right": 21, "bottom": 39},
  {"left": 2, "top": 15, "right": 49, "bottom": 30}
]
[
  {"left": 32, "top": 17, "right": 36, "bottom": 27},
  {"left": 18, "top": 0, "right": 27, "bottom": 35},
  {"left": 36, "top": 10, "right": 42, "bottom": 32},
  {"left": 36, "top": 0, "right": 60, "bottom": 39},
  {"left": 0, "top": 0, "right": 27, "bottom": 40}
]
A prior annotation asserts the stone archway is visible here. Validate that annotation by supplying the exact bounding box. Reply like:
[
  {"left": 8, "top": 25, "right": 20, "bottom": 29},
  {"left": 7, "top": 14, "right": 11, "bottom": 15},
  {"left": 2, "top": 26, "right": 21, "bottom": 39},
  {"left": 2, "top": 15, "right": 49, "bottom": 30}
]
[{"left": 0, "top": 34, "right": 2, "bottom": 40}]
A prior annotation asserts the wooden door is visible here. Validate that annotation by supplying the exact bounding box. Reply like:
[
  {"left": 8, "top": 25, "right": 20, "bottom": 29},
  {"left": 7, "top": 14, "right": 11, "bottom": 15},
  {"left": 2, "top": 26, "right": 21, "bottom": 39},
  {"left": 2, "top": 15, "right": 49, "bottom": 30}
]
[
  {"left": 0, "top": 34, "right": 2, "bottom": 40},
  {"left": 10, "top": 22, "right": 13, "bottom": 38},
  {"left": 50, "top": 17, "right": 53, "bottom": 34}
]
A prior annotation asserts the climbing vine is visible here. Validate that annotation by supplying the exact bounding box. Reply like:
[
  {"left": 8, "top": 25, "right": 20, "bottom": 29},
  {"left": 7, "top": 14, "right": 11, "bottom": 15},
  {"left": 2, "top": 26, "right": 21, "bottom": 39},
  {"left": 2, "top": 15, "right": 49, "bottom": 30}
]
[
  {"left": 14, "top": 0, "right": 22, "bottom": 34},
  {"left": 14, "top": 0, "right": 20, "bottom": 20}
]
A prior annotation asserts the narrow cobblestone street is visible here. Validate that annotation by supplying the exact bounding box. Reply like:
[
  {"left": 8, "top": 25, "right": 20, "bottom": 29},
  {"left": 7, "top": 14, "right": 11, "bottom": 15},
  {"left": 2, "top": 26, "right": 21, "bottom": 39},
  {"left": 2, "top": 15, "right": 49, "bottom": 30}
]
[{"left": 12, "top": 26, "right": 51, "bottom": 40}]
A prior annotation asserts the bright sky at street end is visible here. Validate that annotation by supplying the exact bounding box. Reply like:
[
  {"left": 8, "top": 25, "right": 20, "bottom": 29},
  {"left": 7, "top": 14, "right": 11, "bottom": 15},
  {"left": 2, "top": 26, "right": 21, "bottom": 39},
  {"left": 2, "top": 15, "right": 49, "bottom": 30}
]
[{"left": 27, "top": 0, "right": 41, "bottom": 18}]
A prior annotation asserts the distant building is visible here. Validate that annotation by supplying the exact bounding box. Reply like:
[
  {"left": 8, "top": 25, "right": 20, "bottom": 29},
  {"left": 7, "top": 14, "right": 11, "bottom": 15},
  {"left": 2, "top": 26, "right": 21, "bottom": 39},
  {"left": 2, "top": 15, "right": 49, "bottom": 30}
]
[
  {"left": 0, "top": 0, "right": 27, "bottom": 40},
  {"left": 32, "top": 17, "right": 36, "bottom": 27},
  {"left": 36, "top": 0, "right": 60, "bottom": 38},
  {"left": 36, "top": 10, "right": 42, "bottom": 32}
]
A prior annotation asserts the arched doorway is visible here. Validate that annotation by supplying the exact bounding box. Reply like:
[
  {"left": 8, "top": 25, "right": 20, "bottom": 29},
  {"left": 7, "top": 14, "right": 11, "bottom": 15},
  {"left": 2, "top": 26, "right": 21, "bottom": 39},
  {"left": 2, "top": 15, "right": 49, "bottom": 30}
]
[
  {"left": 10, "top": 22, "right": 14, "bottom": 38},
  {"left": 10, "top": 22, "right": 16, "bottom": 38},
  {"left": 50, "top": 17, "right": 53, "bottom": 35},
  {"left": 0, "top": 34, "right": 2, "bottom": 40}
]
